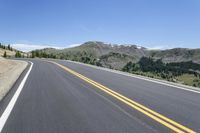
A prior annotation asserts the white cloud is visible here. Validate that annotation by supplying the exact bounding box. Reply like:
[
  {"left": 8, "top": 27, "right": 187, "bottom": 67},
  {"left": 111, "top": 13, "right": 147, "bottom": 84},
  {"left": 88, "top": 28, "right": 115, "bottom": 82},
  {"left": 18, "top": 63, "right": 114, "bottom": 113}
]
[
  {"left": 12, "top": 43, "right": 81, "bottom": 52},
  {"left": 146, "top": 45, "right": 174, "bottom": 50},
  {"left": 67, "top": 43, "right": 80, "bottom": 48},
  {"left": 147, "top": 46, "right": 166, "bottom": 50}
]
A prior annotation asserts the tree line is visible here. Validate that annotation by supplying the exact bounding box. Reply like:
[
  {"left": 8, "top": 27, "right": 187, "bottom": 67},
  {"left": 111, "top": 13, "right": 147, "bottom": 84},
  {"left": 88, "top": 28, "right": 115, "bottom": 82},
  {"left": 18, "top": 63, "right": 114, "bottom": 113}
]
[
  {"left": 0, "top": 43, "right": 25, "bottom": 58},
  {"left": 0, "top": 43, "right": 13, "bottom": 51},
  {"left": 1, "top": 43, "right": 13, "bottom": 58},
  {"left": 122, "top": 57, "right": 200, "bottom": 80},
  {"left": 30, "top": 50, "right": 103, "bottom": 66},
  {"left": 31, "top": 50, "right": 56, "bottom": 58}
]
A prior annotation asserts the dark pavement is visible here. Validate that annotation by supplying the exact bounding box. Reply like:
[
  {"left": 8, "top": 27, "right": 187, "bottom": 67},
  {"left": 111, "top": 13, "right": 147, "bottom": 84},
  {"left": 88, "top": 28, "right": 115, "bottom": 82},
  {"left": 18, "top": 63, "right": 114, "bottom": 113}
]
[{"left": 1, "top": 59, "right": 200, "bottom": 133}]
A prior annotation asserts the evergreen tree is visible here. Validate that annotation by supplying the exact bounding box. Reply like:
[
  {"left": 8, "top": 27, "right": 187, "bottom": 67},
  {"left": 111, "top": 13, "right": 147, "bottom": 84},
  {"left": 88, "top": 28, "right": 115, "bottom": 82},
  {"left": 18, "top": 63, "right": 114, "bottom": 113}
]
[
  {"left": 8, "top": 44, "right": 11, "bottom": 50},
  {"left": 3, "top": 51, "right": 7, "bottom": 57},
  {"left": 15, "top": 51, "right": 21, "bottom": 58},
  {"left": 31, "top": 51, "right": 35, "bottom": 58}
]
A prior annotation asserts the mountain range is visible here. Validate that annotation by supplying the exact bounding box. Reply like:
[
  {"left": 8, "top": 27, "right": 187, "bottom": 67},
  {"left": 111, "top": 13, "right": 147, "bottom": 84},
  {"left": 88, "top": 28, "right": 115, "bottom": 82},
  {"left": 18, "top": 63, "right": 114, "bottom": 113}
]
[{"left": 33, "top": 41, "right": 200, "bottom": 70}]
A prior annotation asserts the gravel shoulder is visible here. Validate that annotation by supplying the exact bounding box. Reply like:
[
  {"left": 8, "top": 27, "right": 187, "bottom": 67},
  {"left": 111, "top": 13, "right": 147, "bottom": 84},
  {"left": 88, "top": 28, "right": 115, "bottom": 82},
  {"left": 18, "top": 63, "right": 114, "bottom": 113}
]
[{"left": 0, "top": 57, "right": 28, "bottom": 101}]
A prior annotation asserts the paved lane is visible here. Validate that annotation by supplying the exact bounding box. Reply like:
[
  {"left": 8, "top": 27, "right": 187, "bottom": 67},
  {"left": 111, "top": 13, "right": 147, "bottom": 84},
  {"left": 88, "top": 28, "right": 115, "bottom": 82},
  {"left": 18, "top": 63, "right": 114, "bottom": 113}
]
[
  {"left": 56, "top": 60, "right": 200, "bottom": 132},
  {"left": 1, "top": 59, "right": 172, "bottom": 133}
]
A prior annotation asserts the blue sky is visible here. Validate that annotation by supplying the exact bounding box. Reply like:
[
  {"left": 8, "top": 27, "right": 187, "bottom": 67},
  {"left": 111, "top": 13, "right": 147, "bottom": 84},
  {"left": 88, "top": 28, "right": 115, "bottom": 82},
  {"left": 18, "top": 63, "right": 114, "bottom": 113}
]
[{"left": 0, "top": 0, "right": 200, "bottom": 51}]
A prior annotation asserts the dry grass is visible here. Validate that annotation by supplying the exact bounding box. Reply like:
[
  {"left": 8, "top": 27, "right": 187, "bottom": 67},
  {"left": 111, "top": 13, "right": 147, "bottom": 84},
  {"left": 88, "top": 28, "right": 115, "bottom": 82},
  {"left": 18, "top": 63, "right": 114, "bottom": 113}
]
[
  {"left": 176, "top": 74, "right": 200, "bottom": 87},
  {"left": 0, "top": 48, "right": 16, "bottom": 57}
]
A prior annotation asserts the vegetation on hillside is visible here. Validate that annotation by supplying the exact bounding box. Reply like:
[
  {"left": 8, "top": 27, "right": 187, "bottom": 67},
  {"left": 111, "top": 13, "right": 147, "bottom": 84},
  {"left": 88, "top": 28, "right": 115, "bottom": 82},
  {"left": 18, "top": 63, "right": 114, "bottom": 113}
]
[
  {"left": 30, "top": 49, "right": 101, "bottom": 65},
  {"left": 0, "top": 43, "right": 15, "bottom": 57},
  {"left": 0, "top": 43, "right": 27, "bottom": 58},
  {"left": 0, "top": 43, "right": 13, "bottom": 51},
  {"left": 122, "top": 57, "right": 200, "bottom": 87},
  {"left": 99, "top": 52, "right": 136, "bottom": 69},
  {"left": 30, "top": 41, "right": 200, "bottom": 64},
  {"left": 3, "top": 51, "right": 7, "bottom": 57},
  {"left": 15, "top": 51, "right": 22, "bottom": 58},
  {"left": 149, "top": 48, "right": 200, "bottom": 64}
]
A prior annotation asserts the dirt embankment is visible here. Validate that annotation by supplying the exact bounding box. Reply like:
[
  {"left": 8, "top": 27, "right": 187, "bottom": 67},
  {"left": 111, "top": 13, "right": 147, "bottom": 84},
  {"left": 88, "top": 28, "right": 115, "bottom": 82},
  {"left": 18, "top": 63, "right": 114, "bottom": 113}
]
[{"left": 0, "top": 57, "right": 27, "bottom": 101}]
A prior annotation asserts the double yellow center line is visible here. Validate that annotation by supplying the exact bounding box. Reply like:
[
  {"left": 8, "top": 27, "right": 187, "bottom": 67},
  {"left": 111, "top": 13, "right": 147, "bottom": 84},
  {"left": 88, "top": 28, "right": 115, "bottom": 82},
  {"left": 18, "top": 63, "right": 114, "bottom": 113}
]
[{"left": 52, "top": 61, "right": 196, "bottom": 133}]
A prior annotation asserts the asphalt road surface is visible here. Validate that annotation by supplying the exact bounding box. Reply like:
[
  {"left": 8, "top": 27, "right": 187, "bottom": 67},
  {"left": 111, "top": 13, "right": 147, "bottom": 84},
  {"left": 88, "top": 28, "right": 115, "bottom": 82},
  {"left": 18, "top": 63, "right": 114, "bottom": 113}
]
[{"left": 0, "top": 59, "right": 200, "bottom": 133}]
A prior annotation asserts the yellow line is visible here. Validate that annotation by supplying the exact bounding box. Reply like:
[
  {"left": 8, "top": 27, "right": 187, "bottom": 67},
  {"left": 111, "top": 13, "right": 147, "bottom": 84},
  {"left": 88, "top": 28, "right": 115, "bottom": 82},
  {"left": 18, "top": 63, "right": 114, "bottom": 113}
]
[{"left": 51, "top": 61, "right": 196, "bottom": 133}]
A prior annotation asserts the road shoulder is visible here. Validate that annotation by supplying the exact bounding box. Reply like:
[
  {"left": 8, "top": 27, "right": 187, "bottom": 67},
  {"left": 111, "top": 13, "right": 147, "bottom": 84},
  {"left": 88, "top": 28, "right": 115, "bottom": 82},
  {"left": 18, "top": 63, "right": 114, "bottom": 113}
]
[
  {"left": 0, "top": 58, "right": 28, "bottom": 101},
  {"left": 63, "top": 59, "right": 200, "bottom": 93}
]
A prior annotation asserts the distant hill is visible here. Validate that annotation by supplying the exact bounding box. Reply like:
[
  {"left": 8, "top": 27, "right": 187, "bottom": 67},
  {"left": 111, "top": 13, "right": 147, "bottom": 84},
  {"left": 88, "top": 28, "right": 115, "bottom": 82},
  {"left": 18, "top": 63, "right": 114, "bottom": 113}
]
[
  {"left": 32, "top": 41, "right": 200, "bottom": 69},
  {"left": 31, "top": 41, "right": 200, "bottom": 88},
  {"left": 149, "top": 48, "right": 200, "bottom": 64},
  {"left": 32, "top": 41, "right": 149, "bottom": 68}
]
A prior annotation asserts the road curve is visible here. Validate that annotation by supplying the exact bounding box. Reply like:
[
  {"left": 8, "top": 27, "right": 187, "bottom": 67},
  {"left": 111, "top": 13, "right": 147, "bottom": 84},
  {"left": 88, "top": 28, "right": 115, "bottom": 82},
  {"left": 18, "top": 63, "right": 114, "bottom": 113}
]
[{"left": 0, "top": 59, "right": 200, "bottom": 133}]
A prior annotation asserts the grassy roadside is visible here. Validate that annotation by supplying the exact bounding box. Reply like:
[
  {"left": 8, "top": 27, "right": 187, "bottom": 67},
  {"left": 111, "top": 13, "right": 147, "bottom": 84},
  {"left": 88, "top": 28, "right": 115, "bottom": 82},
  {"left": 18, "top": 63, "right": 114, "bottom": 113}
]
[
  {"left": 121, "top": 57, "right": 200, "bottom": 88},
  {"left": 176, "top": 74, "right": 200, "bottom": 87},
  {"left": 128, "top": 71, "right": 200, "bottom": 88}
]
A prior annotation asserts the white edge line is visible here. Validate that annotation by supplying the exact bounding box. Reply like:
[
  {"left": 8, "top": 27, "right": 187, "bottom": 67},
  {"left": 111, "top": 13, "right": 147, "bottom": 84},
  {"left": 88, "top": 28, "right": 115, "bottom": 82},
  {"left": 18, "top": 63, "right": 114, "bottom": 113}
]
[
  {"left": 64, "top": 60, "right": 200, "bottom": 94},
  {"left": 0, "top": 61, "right": 33, "bottom": 132}
]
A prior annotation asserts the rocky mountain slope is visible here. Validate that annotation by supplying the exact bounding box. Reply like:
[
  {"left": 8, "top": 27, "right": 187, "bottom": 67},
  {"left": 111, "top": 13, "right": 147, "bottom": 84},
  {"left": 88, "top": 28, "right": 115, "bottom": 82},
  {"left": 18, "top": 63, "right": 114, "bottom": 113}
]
[
  {"left": 32, "top": 41, "right": 200, "bottom": 69},
  {"left": 149, "top": 48, "right": 200, "bottom": 64},
  {"left": 30, "top": 41, "right": 200, "bottom": 88}
]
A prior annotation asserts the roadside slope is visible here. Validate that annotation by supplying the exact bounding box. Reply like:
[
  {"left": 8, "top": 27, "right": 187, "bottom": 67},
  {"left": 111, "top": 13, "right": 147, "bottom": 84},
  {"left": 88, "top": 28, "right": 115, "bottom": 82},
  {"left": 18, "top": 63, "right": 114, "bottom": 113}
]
[{"left": 0, "top": 58, "right": 27, "bottom": 101}]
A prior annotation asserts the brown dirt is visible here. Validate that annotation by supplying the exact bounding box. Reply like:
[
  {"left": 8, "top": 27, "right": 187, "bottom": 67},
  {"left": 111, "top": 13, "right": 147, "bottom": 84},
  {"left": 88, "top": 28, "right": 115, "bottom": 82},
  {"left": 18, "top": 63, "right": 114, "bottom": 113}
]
[{"left": 0, "top": 58, "right": 27, "bottom": 101}]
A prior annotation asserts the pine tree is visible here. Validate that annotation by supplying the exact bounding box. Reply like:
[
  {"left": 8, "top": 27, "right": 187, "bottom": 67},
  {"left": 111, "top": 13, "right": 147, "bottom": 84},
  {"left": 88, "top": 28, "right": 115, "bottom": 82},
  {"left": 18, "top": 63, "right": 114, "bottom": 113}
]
[
  {"left": 8, "top": 44, "right": 11, "bottom": 50},
  {"left": 31, "top": 51, "right": 35, "bottom": 58},
  {"left": 3, "top": 51, "right": 7, "bottom": 57},
  {"left": 15, "top": 51, "right": 21, "bottom": 58}
]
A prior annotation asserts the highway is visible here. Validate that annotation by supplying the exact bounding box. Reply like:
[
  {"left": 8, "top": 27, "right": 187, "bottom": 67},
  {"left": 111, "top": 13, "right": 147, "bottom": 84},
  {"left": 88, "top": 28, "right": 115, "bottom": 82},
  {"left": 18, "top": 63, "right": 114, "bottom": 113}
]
[{"left": 0, "top": 59, "right": 200, "bottom": 133}]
